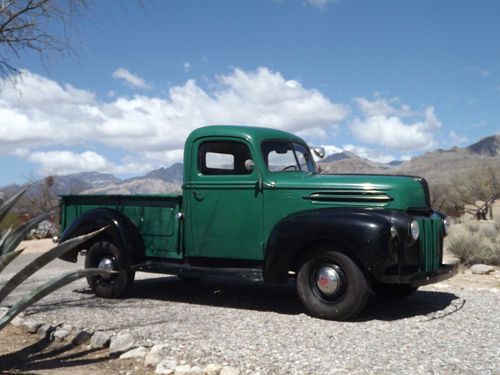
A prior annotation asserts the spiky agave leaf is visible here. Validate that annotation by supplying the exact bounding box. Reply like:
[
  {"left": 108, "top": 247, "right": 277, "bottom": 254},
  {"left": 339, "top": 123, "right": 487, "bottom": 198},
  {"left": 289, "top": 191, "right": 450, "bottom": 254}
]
[
  {"left": 0, "top": 188, "right": 28, "bottom": 224},
  {"left": 0, "top": 228, "right": 105, "bottom": 303},
  {"left": 0, "top": 212, "right": 52, "bottom": 256},
  {"left": 0, "top": 269, "right": 114, "bottom": 331},
  {"left": 0, "top": 226, "right": 13, "bottom": 248},
  {"left": 0, "top": 249, "right": 25, "bottom": 274}
]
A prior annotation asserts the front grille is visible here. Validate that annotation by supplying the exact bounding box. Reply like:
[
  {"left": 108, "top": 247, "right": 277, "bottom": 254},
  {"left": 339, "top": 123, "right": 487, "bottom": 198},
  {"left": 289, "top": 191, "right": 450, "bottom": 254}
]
[{"left": 418, "top": 215, "right": 443, "bottom": 272}]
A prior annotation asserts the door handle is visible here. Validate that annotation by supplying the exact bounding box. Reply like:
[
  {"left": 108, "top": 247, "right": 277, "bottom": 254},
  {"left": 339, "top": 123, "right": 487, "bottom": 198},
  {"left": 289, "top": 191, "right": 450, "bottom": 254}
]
[{"left": 193, "top": 191, "right": 204, "bottom": 201}]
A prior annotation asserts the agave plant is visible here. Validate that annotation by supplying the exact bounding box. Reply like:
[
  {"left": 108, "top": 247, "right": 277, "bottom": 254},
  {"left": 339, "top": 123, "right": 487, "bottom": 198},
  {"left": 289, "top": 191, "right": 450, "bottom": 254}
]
[{"left": 0, "top": 188, "right": 111, "bottom": 331}]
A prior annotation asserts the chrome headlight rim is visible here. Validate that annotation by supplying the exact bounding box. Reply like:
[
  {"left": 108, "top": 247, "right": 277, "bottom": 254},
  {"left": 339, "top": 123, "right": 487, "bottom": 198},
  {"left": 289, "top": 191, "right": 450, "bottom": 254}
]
[
  {"left": 410, "top": 220, "right": 420, "bottom": 240},
  {"left": 443, "top": 217, "right": 450, "bottom": 236}
]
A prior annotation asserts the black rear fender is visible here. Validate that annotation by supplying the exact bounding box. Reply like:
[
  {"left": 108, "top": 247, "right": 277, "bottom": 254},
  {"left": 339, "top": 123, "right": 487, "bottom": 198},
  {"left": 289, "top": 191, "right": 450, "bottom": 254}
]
[
  {"left": 263, "top": 208, "right": 395, "bottom": 283},
  {"left": 59, "top": 208, "right": 145, "bottom": 264}
]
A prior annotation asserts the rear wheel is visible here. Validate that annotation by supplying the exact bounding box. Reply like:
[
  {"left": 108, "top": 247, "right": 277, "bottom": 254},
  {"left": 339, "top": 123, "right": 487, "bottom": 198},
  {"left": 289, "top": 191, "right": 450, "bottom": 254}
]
[
  {"left": 371, "top": 279, "right": 418, "bottom": 299},
  {"left": 297, "top": 249, "right": 369, "bottom": 320},
  {"left": 85, "top": 239, "right": 134, "bottom": 298}
]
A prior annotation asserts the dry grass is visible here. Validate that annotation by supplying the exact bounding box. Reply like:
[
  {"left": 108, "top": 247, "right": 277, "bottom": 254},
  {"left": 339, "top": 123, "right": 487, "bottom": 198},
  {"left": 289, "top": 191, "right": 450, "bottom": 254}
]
[{"left": 446, "top": 218, "right": 500, "bottom": 265}]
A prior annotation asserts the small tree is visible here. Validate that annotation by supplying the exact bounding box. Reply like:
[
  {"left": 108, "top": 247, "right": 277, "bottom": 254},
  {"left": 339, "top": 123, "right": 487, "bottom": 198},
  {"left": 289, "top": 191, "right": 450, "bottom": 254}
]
[
  {"left": 0, "top": 0, "right": 90, "bottom": 81},
  {"left": 440, "top": 163, "right": 500, "bottom": 219}
]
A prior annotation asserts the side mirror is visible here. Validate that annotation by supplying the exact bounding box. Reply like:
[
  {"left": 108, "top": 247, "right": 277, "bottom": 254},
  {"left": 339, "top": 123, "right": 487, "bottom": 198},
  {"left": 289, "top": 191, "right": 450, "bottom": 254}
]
[
  {"left": 244, "top": 159, "right": 255, "bottom": 171},
  {"left": 312, "top": 147, "right": 325, "bottom": 159}
]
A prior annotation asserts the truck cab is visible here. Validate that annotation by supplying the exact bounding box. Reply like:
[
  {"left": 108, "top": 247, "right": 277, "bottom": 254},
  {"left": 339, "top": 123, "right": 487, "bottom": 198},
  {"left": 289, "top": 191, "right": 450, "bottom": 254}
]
[{"left": 59, "top": 125, "right": 456, "bottom": 320}]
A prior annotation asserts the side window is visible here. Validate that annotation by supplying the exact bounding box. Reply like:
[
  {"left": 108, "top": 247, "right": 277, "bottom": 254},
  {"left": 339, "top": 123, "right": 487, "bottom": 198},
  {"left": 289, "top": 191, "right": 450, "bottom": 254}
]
[
  {"left": 267, "top": 150, "right": 297, "bottom": 172},
  {"left": 199, "top": 141, "right": 253, "bottom": 175}
]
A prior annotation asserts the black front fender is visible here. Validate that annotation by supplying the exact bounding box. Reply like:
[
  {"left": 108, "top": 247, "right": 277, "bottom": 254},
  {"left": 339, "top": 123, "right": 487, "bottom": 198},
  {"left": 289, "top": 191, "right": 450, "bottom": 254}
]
[
  {"left": 59, "top": 208, "right": 144, "bottom": 263},
  {"left": 263, "top": 208, "right": 399, "bottom": 283}
]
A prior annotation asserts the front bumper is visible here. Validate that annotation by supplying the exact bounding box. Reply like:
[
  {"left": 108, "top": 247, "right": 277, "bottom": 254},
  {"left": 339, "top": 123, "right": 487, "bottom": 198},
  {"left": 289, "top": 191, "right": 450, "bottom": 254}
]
[{"left": 410, "top": 263, "right": 458, "bottom": 288}]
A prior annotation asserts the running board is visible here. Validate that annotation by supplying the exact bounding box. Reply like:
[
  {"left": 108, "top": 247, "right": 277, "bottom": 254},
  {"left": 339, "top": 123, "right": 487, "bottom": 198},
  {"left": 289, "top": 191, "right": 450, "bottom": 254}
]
[{"left": 131, "top": 261, "right": 264, "bottom": 282}]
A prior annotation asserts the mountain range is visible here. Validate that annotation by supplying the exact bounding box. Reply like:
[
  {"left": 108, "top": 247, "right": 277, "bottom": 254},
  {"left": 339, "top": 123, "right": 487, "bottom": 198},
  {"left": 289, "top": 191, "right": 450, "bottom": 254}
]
[{"left": 1, "top": 135, "right": 499, "bottom": 200}]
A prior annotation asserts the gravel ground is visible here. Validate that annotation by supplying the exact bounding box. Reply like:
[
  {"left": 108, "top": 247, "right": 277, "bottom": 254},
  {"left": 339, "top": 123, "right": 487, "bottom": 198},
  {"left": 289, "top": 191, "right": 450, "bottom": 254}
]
[{"left": 1, "top": 244, "right": 499, "bottom": 375}]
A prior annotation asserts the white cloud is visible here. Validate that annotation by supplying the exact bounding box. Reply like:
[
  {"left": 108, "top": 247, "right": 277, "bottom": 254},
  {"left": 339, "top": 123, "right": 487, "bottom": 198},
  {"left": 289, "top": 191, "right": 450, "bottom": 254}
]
[
  {"left": 449, "top": 130, "right": 468, "bottom": 145},
  {"left": 24, "top": 150, "right": 154, "bottom": 176},
  {"left": 354, "top": 97, "right": 413, "bottom": 117},
  {"left": 184, "top": 62, "right": 191, "bottom": 73},
  {"left": 342, "top": 145, "right": 395, "bottom": 163},
  {"left": 350, "top": 97, "right": 441, "bottom": 151},
  {"left": 0, "top": 67, "right": 348, "bottom": 176},
  {"left": 306, "top": 0, "right": 335, "bottom": 9},
  {"left": 112, "top": 68, "right": 150, "bottom": 89},
  {"left": 465, "top": 65, "right": 490, "bottom": 77}
]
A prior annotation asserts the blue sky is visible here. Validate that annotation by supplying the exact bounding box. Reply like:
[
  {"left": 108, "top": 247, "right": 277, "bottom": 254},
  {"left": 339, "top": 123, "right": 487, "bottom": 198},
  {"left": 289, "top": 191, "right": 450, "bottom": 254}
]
[{"left": 0, "top": 0, "right": 499, "bottom": 185}]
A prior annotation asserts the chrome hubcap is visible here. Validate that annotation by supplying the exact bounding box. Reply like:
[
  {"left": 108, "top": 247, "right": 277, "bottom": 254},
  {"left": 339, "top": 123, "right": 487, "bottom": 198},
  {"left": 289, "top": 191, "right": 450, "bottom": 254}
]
[
  {"left": 98, "top": 257, "right": 115, "bottom": 279},
  {"left": 315, "top": 266, "right": 341, "bottom": 295}
]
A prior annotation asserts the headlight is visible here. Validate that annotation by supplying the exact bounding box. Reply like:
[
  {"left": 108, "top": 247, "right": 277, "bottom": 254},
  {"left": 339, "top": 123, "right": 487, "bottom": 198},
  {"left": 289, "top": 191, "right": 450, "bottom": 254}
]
[
  {"left": 443, "top": 217, "right": 450, "bottom": 236},
  {"left": 410, "top": 220, "right": 420, "bottom": 240},
  {"left": 390, "top": 225, "right": 398, "bottom": 238}
]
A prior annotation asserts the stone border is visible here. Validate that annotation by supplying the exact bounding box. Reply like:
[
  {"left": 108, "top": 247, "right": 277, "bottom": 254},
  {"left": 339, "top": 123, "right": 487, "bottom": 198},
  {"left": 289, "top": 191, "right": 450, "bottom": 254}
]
[{"left": 0, "top": 307, "right": 242, "bottom": 375}]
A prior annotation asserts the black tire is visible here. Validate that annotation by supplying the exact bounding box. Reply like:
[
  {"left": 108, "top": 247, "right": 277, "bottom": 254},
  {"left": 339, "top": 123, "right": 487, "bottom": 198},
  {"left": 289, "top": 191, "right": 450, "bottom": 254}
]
[
  {"left": 85, "top": 239, "right": 134, "bottom": 298},
  {"left": 371, "top": 279, "right": 418, "bottom": 299},
  {"left": 297, "top": 249, "right": 369, "bottom": 320}
]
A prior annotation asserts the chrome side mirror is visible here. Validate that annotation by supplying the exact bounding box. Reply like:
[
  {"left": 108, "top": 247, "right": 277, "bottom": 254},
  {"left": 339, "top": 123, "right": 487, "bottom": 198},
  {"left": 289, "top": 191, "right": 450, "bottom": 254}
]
[
  {"left": 244, "top": 159, "right": 255, "bottom": 171},
  {"left": 312, "top": 147, "right": 325, "bottom": 159}
]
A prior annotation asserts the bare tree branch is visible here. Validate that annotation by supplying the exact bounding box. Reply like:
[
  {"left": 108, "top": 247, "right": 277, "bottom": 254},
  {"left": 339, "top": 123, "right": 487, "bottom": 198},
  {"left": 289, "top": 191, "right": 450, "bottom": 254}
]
[{"left": 0, "top": 0, "right": 90, "bottom": 83}]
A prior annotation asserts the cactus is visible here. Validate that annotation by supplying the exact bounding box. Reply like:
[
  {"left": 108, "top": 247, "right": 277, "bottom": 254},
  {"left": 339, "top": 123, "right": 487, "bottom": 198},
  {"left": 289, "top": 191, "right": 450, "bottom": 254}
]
[{"left": 0, "top": 188, "right": 110, "bottom": 331}]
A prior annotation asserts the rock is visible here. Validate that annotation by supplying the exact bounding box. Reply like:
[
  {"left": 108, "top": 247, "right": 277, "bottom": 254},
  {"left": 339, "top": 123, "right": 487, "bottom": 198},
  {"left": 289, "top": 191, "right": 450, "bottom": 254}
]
[
  {"left": 174, "top": 365, "right": 192, "bottom": 375},
  {"left": 21, "top": 320, "right": 43, "bottom": 334},
  {"left": 220, "top": 367, "right": 240, "bottom": 375},
  {"left": 36, "top": 323, "right": 54, "bottom": 339},
  {"left": 145, "top": 343, "right": 170, "bottom": 367},
  {"left": 90, "top": 331, "right": 111, "bottom": 349},
  {"left": 109, "top": 332, "right": 136, "bottom": 355},
  {"left": 51, "top": 329, "right": 70, "bottom": 341},
  {"left": 71, "top": 330, "right": 92, "bottom": 346},
  {"left": 0, "top": 307, "right": 8, "bottom": 317},
  {"left": 470, "top": 264, "right": 496, "bottom": 275},
  {"left": 189, "top": 366, "right": 203, "bottom": 375},
  {"left": 11, "top": 315, "right": 24, "bottom": 327},
  {"left": 119, "top": 346, "right": 148, "bottom": 360},
  {"left": 203, "top": 364, "right": 222, "bottom": 375},
  {"left": 155, "top": 358, "right": 177, "bottom": 374}
]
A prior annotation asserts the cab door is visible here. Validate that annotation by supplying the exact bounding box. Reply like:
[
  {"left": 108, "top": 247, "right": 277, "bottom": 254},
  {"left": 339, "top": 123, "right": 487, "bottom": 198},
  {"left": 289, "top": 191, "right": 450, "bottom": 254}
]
[{"left": 186, "top": 138, "right": 264, "bottom": 261}]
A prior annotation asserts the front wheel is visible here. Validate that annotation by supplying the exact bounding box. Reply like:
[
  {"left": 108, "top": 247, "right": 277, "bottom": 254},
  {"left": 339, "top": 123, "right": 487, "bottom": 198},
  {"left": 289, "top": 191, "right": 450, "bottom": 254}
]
[
  {"left": 297, "top": 249, "right": 369, "bottom": 320},
  {"left": 85, "top": 239, "right": 134, "bottom": 298}
]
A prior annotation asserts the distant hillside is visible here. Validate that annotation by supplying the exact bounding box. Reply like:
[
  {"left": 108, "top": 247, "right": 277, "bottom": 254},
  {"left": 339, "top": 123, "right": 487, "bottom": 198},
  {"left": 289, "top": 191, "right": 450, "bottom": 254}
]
[
  {"left": 142, "top": 163, "right": 183, "bottom": 183},
  {"left": 467, "top": 134, "right": 500, "bottom": 156},
  {"left": 1, "top": 133, "right": 498, "bottom": 211},
  {"left": 0, "top": 164, "right": 183, "bottom": 204},
  {"left": 322, "top": 151, "right": 359, "bottom": 163},
  {"left": 319, "top": 134, "right": 500, "bottom": 180},
  {"left": 81, "top": 178, "right": 181, "bottom": 195}
]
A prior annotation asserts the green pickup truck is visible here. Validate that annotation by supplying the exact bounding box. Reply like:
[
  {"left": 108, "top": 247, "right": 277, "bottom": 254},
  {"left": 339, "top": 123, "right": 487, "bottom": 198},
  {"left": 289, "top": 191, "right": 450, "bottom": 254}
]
[{"left": 59, "top": 125, "right": 456, "bottom": 320}]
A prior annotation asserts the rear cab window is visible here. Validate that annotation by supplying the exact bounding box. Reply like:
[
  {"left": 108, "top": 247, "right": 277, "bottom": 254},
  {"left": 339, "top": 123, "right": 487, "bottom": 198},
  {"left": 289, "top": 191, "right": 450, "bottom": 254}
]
[{"left": 198, "top": 141, "right": 253, "bottom": 175}]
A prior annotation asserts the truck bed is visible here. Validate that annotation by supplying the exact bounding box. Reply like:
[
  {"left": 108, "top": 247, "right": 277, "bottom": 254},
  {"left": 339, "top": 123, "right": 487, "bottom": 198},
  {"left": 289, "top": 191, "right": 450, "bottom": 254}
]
[{"left": 60, "top": 194, "right": 183, "bottom": 259}]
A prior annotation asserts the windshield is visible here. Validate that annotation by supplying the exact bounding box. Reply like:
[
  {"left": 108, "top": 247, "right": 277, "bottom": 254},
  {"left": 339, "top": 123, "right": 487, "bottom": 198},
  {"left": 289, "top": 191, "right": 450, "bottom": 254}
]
[{"left": 261, "top": 140, "right": 316, "bottom": 173}]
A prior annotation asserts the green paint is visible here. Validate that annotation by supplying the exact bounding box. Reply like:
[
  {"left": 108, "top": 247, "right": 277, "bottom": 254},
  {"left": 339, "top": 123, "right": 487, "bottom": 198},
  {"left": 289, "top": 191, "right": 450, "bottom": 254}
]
[
  {"left": 61, "top": 125, "right": 434, "bottom": 264},
  {"left": 60, "top": 195, "right": 182, "bottom": 259}
]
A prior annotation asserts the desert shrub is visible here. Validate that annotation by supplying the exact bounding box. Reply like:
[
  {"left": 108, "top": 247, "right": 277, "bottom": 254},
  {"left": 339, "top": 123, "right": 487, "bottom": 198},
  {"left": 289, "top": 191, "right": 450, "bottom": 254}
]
[
  {"left": 446, "top": 219, "right": 499, "bottom": 265},
  {"left": 495, "top": 217, "right": 500, "bottom": 232},
  {"left": 463, "top": 219, "right": 480, "bottom": 233}
]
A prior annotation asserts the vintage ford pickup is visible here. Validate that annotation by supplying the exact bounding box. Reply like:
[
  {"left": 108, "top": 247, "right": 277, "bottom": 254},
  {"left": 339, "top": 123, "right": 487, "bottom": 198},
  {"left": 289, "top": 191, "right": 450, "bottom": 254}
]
[{"left": 59, "top": 125, "right": 456, "bottom": 320}]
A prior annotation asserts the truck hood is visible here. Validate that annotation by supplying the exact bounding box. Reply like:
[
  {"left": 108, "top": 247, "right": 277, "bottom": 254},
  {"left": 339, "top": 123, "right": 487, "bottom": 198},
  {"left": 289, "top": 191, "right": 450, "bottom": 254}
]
[{"left": 267, "top": 173, "right": 429, "bottom": 210}]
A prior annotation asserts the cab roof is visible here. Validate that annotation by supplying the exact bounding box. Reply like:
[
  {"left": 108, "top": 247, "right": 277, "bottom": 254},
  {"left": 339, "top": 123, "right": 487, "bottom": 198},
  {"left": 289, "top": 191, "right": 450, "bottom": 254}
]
[{"left": 186, "top": 125, "right": 307, "bottom": 146}]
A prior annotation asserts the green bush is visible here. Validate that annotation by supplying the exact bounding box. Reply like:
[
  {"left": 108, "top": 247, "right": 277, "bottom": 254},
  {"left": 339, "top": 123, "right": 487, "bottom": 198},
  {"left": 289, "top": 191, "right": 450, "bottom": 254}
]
[{"left": 446, "top": 219, "right": 499, "bottom": 266}]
